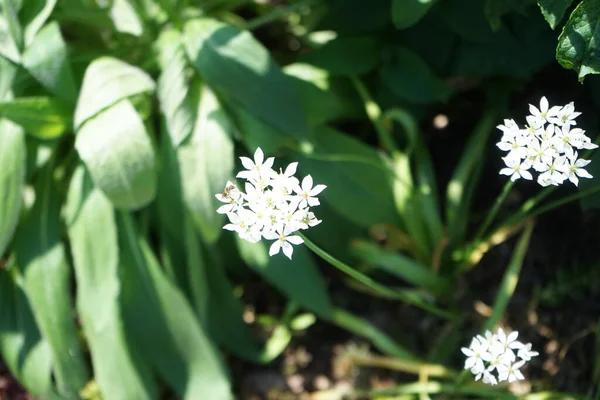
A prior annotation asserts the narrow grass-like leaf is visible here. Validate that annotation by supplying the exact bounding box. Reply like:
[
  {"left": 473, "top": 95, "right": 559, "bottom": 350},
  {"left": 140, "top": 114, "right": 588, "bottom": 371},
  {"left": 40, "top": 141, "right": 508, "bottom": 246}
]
[
  {"left": 351, "top": 240, "right": 451, "bottom": 294},
  {"left": 392, "top": 0, "right": 435, "bottom": 29},
  {"left": 75, "top": 99, "right": 157, "bottom": 210},
  {"left": 74, "top": 57, "right": 155, "bottom": 129},
  {"left": 1, "top": 0, "right": 23, "bottom": 51},
  {"left": 0, "top": 14, "right": 21, "bottom": 63},
  {"left": 0, "top": 120, "right": 25, "bottom": 258},
  {"left": 15, "top": 165, "right": 89, "bottom": 398},
  {"left": 0, "top": 97, "right": 72, "bottom": 139},
  {"left": 183, "top": 18, "right": 309, "bottom": 139},
  {"left": 65, "top": 166, "right": 157, "bottom": 400},
  {"left": 538, "top": 0, "right": 575, "bottom": 29},
  {"left": 20, "top": 0, "right": 57, "bottom": 45},
  {"left": 118, "top": 212, "right": 232, "bottom": 400},
  {"left": 22, "top": 21, "right": 77, "bottom": 104},
  {"left": 557, "top": 0, "right": 600, "bottom": 82},
  {"left": 0, "top": 267, "right": 53, "bottom": 396}
]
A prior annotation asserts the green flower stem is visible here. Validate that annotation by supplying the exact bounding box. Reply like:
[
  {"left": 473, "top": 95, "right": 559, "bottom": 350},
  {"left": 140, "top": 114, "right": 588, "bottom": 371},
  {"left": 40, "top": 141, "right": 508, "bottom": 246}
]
[
  {"left": 244, "top": 0, "right": 317, "bottom": 30},
  {"left": 500, "top": 187, "right": 556, "bottom": 228},
  {"left": 472, "top": 179, "right": 515, "bottom": 243},
  {"left": 349, "top": 353, "right": 458, "bottom": 378},
  {"left": 527, "top": 183, "right": 600, "bottom": 219},
  {"left": 299, "top": 233, "right": 455, "bottom": 320}
]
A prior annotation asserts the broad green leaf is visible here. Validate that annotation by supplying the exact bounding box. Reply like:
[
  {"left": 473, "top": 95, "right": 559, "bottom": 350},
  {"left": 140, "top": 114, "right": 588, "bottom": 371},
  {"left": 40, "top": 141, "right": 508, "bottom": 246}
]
[
  {"left": 538, "top": 0, "right": 575, "bottom": 28},
  {"left": 118, "top": 212, "right": 232, "bottom": 400},
  {"left": 15, "top": 166, "right": 89, "bottom": 398},
  {"left": 22, "top": 21, "right": 77, "bottom": 104},
  {"left": 156, "top": 29, "right": 195, "bottom": 146},
  {"left": 0, "top": 47, "right": 17, "bottom": 101},
  {"left": 0, "top": 14, "right": 20, "bottom": 62},
  {"left": 351, "top": 240, "right": 451, "bottom": 294},
  {"left": 318, "top": 0, "right": 392, "bottom": 34},
  {"left": 381, "top": 46, "right": 452, "bottom": 104},
  {"left": 0, "top": 120, "right": 25, "bottom": 258},
  {"left": 109, "top": 0, "right": 144, "bottom": 36},
  {"left": 75, "top": 100, "right": 157, "bottom": 210},
  {"left": 295, "top": 127, "right": 401, "bottom": 228},
  {"left": 178, "top": 85, "right": 233, "bottom": 243},
  {"left": 20, "top": 0, "right": 57, "bottom": 45},
  {"left": 74, "top": 56, "right": 155, "bottom": 130},
  {"left": 65, "top": 166, "right": 157, "bottom": 400},
  {"left": 0, "top": 268, "right": 53, "bottom": 396},
  {"left": 299, "top": 36, "right": 381, "bottom": 75},
  {"left": 183, "top": 18, "right": 309, "bottom": 140},
  {"left": 237, "top": 238, "right": 333, "bottom": 319},
  {"left": 0, "top": 97, "right": 71, "bottom": 139},
  {"left": 1, "top": 0, "right": 23, "bottom": 51},
  {"left": 392, "top": 0, "right": 435, "bottom": 29},
  {"left": 556, "top": 0, "right": 600, "bottom": 82}
]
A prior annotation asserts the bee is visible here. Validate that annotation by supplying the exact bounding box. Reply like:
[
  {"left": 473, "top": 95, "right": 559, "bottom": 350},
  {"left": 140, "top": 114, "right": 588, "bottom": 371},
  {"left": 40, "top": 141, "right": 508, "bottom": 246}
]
[{"left": 221, "top": 183, "right": 238, "bottom": 202}]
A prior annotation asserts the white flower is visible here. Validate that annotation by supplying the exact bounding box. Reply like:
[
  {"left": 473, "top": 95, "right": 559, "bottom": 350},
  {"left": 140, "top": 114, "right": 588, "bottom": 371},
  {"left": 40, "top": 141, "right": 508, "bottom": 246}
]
[
  {"left": 497, "top": 119, "right": 520, "bottom": 137},
  {"left": 529, "top": 96, "right": 561, "bottom": 124},
  {"left": 497, "top": 360, "right": 526, "bottom": 383},
  {"left": 263, "top": 225, "right": 304, "bottom": 259},
  {"left": 517, "top": 343, "right": 539, "bottom": 361},
  {"left": 461, "top": 338, "right": 491, "bottom": 375},
  {"left": 553, "top": 124, "right": 585, "bottom": 158},
  {"left": 215, "top": 181, "right": 242, "bottom": 214},
  {"left": 499, "top": 157, "right": 533, "bottom": 181},
  {"left": 527, "top": 138, "right": 555, "bottom": 172},
  {"left": 296, "top": 210, "right": 322, "bottom": 230},
  {"left": 548, "top": 102, "right": 580, "bottom": 126},
  {"left": 491, "top": 328, "right": 524, "bottom": 362},
  {"left": 294, "top": 175, "right": 327, "bottom": 208},
  {"left": 237, "top": 147, "right": 276, "bottom": 184},
  {"left": 481, "top": 370, "right": 498, "bottom": 385},
  {"left": 497, "top": 133, "right": 530, "bottom": 160},
  {"left": 580, "top": 136, "right": 599, "bottom": 150},
  {"left": 223, "top": 211, "right": 261, "bottom": 243},
  {"left": 538, "top": 156, "right": 567, "bottom": 186},
  {"left": 557, "top": 153, "right": 593, "bottom": 186},
  {"left": 272, "top": 162, "right": 300, "bottom": 195}
]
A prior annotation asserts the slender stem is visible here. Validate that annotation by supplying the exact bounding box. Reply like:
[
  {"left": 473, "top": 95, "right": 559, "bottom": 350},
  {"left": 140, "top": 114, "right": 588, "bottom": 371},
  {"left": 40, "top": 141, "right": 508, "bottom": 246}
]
[
  {"left": 472, "top": 180, "right": 514, "bottom": 243},
  {"left": 350, "top": 75, "right": 399, "bottom": 153},
  {"left": 244, "top": 0, "right": 317, "bottom": 30},
  {"left": 349, "top": 353, "right": 458, "bottom": 378},
  {"left": 501, "top": 187, "right": 555, "bottom": 228},
  {"left": 527, "top": 183, "right": 600, "bottom": 219}
]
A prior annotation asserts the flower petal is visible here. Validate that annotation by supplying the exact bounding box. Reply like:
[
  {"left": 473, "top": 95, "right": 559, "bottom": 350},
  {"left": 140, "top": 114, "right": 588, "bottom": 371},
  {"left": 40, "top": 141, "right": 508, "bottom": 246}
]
[
  {"left": 285, "top": 162, "right": 298, "bottom": 176},
  {"left": 254, "top": 148, "right": 264, "bottom": 165},
  {"left": 287, "top": 235, "right": 304, "bottom": 245},
  {"left": 240, "top": 156, "right": 255, "bottom": 170},
  {"left": 282, "top": 241, "right": 294, "bottom": 259},
  {"left": 309, "top": 184, "right": 327, "bottom": 196},
  {"left": 269, "top": 240, "right": 281, "bottom": 256},
  {"left": 302, "top": 175, "right": 313, "bottom": 192}
]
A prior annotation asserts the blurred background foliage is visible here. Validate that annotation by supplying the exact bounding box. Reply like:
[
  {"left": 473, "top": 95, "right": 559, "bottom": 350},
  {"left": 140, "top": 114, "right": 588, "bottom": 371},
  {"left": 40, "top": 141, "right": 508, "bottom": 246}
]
[{"left": 1, "top": 0, "right": 600, "bottom": 399}]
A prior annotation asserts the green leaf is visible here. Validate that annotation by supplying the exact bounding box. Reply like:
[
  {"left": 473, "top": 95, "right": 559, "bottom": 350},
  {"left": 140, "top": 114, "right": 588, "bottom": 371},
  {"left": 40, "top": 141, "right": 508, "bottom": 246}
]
[
  {"left": 225, "top": 102, "right": 288, "bottom": 154},
  {"left": 109, "top": 0, "right": 144, "bottom": 36},
  {"left": 299, "top": 36, "right": 381, "bottom": 75},
  {"left": 65, "top": 166, "right": 157, "bottom": 400},
  {"left": 22, "top": 21, "right": 77, "bottom": 104},
  {"left": 538, "top": 0, "right": 575, "bottom": 29},
  {"left": 183, "top": 18, "right": 308, "bottom": 140},
  {"left": 0, "top": 56, "right": 17, "bottom": 101},
  {"left": 381, "top": 46, "right": 452, "bottom": 104},
  {"left": 0, "top": 14, "right": 21, "bottom": 62},
  {"left": 178, "top": 85, "right": 233, "bottom": 243},
  {"left": 0, "top": 120, "right": 25, "bottom": 258},
  {"left": 1, "top": 0, "right": 23, "bottom": 51},
  {"left": 74, "top": 56, "right": 155, "bottom": 130},
  {"left": 484, "top": 0, "right": 535, "bottom": 30},
  {"left": 118, "top": 212, "right": 233, "bottom": 400},
  {"left": 351, "top": 240, "right": 451, "bottom": 294},
  {"left": 20, "top": 0, "right": 57, "bottom": 45},
  {"left": 295, "top": 127, "right": 401, "bottom": 228},
  {"left": 392, "top": 0, "right": 435, "bottom": 29},
  {"left": 556, "top": 0, "right": 600, "bottom": 82},
  {"left": 0, "top": 267, "right": 53, "bottom": 397},
  {"left": 236, "top": 238, "right": 333, "bottom": 319},
  {"left": 156, "top": 28, "right": 196, "bottom": 146},
  {"left": 75, "top": 99, "right": 157, "bottom": 210},
  {"left": 15, "top": 166, "right": 89, "bottom": 398},
  {"left": 0, "top": 97, "right": 72, "bottom": 139}
]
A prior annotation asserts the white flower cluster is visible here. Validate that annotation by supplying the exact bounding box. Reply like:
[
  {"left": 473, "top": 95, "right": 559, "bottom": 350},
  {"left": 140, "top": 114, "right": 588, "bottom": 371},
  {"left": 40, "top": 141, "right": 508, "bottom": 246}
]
[
  {"left": 461, "top": 328, "right": 538, "bottom": 385},
  {"left": 497, "top": 96, "right": 597, "bottom": 186},
  {"left": 215, "top": 148, "right": 326, "bottom": 260}
]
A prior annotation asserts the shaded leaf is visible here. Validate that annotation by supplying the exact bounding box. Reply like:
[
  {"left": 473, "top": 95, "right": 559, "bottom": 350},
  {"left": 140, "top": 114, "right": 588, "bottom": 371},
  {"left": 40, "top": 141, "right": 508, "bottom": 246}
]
[
  {"left": 65, "top": 166, "right": 157, "bottom": 400},
  {"left": 178, "top": 85, "right": 233, "bottom": 243},
  {"left": 183, "top": 18, "right": 308, "bottom": 140},
  {"left": 299, "top": 36, "right": 381, "bottom": 75},
  {"left": 392, "top": 0, "right": 435, "bottom": 29},
  {"left": 556, "top": 0, "right": 600, "bottom": 82},
  {"left": 74, "top": 56, "right": 155, "bottom": 130},
  {"left": 15, "top": 166, "right": 89, "bottom": 398},
  {"left": 75, "top": 99, "right": 157, "bottom": 210},
  {"left": 22, "top": 21, "right": 77, "bottom": 104},
  {"left": 0, "top": 120, "right": 25, "bottom": 258},
  {"left": 0, "top": 97, "right": 71, "bottom": 139},
  {"left": 537, "top": 0, "right": 575, "bottom": 28},
  {"left": 118, "top": 212, "right": 233, "bottom": 400}
]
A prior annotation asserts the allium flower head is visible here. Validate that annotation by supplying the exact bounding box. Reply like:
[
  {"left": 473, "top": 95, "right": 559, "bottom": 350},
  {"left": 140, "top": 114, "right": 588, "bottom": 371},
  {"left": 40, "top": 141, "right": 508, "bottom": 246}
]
[
  {"left": 496, "top": 97, "right": 596, "bottom": 187},
  {"left": 216, "top": 147, "right": 326, "bottom": 260},
  {"left": 461, "top": 328, "right": 537, "bottom": 385}
]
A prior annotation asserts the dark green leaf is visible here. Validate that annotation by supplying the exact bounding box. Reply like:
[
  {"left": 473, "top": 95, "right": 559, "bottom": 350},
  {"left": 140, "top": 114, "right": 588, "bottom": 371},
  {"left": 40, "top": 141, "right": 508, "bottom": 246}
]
[
  {"left": 74, "top": 56, "right": 155, "bottom": 130},
  {"left": 0, "top": 120, "right": 25, "bottom": 258},
  {"left": 225, "top": 102, "right": 288, "bottom": 154},
  {"left": 556, "top": 0, "right": 600, "bottom": 82},
  {"left": 75, "top": 99, "right": 157, "bottom": 210},
  {"left": 317, "top": 0, "right": 392, "bottom": 34},
  {"left": 392, "top": 0, "right": 435, "bottom": 29},
  {"left": 183, "top": 18, "right": 308, "bottom": 140},
  {"left": 537, "top": 0, "right": 575, "bottom": 28},
  {"left": 381, "top": 46, "right": 452, "bottom": 104},
  {"left": 579, "top": 149, "right": 600, "bottom": 210},
  {"left": 118, "top": 212, "right": 233, "bottom": 399},
  {"left": 484, "top": 0, "right": 535, "bottom": 30},
  {"left": 65, "top": 166, "right": 157, "bottom": 400},
  {"left": 237, "top": 238, "right": 333, "bottom": 319},
  {"left": 299, "top": 36, "right": 381, "bottom": 75},
  {"left": 0, "top": 97, "right": 72, "bottom": 139},
  {"left": 22, "top": 21, "right": 77, "bottom": 104},
  {"left": 15, "top": 166, "right": 89, "bottom": 398}
]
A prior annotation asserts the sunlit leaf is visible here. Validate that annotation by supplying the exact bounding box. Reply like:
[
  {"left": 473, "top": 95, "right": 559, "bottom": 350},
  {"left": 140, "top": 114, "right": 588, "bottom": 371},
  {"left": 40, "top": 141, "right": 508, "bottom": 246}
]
[
  {"left": 20, "top": 0, "right": 57, "bottom": 45},
  {"left": 75, "top": 99, "right": 157, "bottom": 210},
  {"left": 537, "top": 0, "right": 575, "bottom": 29},
  {"left": 109, "top": 0, "right": 144, "bottom": 36},
  {"left": 0, "top": 97, "right": 71, "bottom": 139}
]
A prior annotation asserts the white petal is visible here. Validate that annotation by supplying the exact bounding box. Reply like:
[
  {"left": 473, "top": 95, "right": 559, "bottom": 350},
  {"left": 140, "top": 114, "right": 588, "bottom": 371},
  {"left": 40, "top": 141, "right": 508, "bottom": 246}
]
[
  {"left": 223, "top": 224, "right": 238, "bottom": 231},
  {"left": 262, "top": 231, "right": 279, "bottom": 240},
  {"left": 507, "top": 331, "right": 519, "bottom": 343},
  {"left": 285, "top": 162, "right": 298, "bottom": 176},
  {"left": 497, "top": 142, "right": 513, "bottom": 151},
  {"left": 269, "top": 241, "right": 281, "bottom": 256},
  {"left": 464, "top": 357, "right": 476, "bottom": 370},
  {"left": 529, "top": 104, "right": 540, "bottom": 117},
  {"left": 307, "top": 197, "right": 321, "bottom": 207},
  {"left": 282, "top": 241, "right": 294, "bottom": 259},
  {"left": 309, "top": 184, "right": 327, "bottom": 196},
  {"left": 254, "top": 147, "right": 264, "bottom": 165},
  {"left": 461, "top": 347, "right": 474, "bottom": 357},
  {"left": 286, "top": 235, "right": 304, "bottom": 245},
  {"left": 499, "top": 168, "right": 513, "bottom": 176},
  {"left": 520, "top": 170, "right": 533, "bottom": 180},
  {"left": 302, "top": 175, "right": 314, "bottom": 192},
  {"left": 540, "top": 96, "right": 549, "bottom": 113},
  {"left": 514, "top": 370, "right": 524, "bottom": 381},
  {"left": 217, "top": 204, "right": 233, "bottom": 214},
  {"left": 263, "top": 157, "right": 275, "bottom": 170},
  {"left": 240, "top": 156, "right": 255, "bottom": 170}
]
